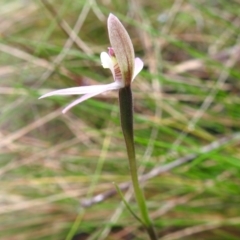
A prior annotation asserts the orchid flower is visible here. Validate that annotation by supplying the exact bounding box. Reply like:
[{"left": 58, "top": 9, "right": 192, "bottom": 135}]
[{"left": 39, "top": 13, "right": 143, "bottom": 113}]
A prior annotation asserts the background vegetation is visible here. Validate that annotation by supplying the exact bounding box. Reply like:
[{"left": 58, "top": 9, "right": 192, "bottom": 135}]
[{"left": 1, "top": 0, "right": 240, "bottom": 239}]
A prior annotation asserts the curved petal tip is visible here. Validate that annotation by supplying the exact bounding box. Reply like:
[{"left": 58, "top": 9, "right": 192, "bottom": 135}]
[{"left": 132, "top": 58, "right": 144, "bottom": 81}]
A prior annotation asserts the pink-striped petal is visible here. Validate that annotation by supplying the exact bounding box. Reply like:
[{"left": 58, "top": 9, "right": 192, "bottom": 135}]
[{"left": 108, "top": 14, "right": 135, "bottom": 86}]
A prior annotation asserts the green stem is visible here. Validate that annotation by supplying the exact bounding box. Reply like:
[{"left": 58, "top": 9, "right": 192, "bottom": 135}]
[{"left": 118, "top": 86, "right": 157, "bottom": 240}]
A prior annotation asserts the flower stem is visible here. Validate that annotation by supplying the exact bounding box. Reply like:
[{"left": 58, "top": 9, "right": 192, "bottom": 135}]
[{"left": 118, "top": 86, "right": 157, "bottom": 240}]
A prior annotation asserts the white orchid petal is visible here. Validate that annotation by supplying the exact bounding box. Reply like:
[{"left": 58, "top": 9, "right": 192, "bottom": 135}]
[
  {"left": 62, "top": 91, "right": 105, "bottom": 114},
  {"left": 132, "top": 58, "right": 144, "bottom": 81},
  {"left": 100, "top": 52, "right": 112, "bottom": 69},
  {"left": 39, "top": 82, "right": 122, "bottom": 99},
  {"left": 100, "top": 52, "right": 115, "bottom": 79}
]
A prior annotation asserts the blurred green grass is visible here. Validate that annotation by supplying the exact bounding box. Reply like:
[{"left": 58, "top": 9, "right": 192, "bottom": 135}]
[{"left": 0, "top": 0, "right": 240, "bottom": 239}]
